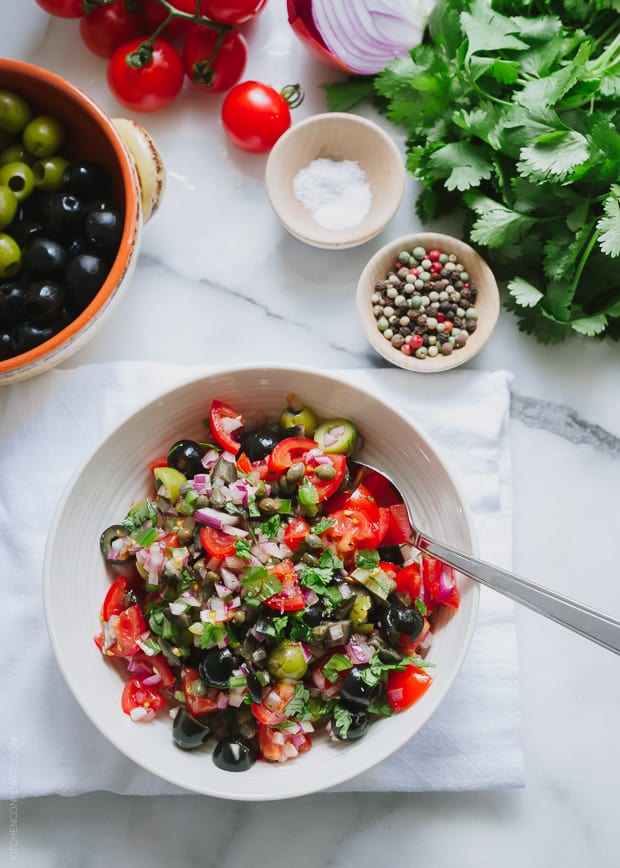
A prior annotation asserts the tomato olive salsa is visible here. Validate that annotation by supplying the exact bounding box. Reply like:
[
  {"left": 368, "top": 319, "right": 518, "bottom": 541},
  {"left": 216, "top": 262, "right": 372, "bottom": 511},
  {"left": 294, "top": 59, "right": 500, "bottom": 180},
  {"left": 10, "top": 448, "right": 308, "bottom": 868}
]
[{"left": 95, "top": 395, "right": 460, "bottom": 773}]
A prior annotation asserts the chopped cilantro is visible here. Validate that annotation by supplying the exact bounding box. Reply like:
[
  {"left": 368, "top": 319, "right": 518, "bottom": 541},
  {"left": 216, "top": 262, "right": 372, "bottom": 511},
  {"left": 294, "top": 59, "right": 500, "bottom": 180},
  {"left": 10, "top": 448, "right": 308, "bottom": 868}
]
[
  {"left": 122, "top": 499, "right": 157, "bottom": 533},
  {"left": 323, "top": 653, "right": 352, "bottom": 684},
  {"left": 259, "top": 515, "right": 281, "bottom": 540},
  {"left": 332, "top": 705, "right": 353, "bottom": 739},
  {"left": 285, "top": 683, "right": 311, "bottom": 718},
  {"left": 313, "top": 515, "right": 335, "bottom": 534},
  {"left": 355, "top": 549, "right": 380, "bottom": 570},
  {"left": 242, "top": 565, "right": 282, "bottom": 603},
  {"left": 199, "top": 623, "right": 227, "bottom": 648},
  {"left": 234, "top": 538, "right": 253, "bottom": 561}
]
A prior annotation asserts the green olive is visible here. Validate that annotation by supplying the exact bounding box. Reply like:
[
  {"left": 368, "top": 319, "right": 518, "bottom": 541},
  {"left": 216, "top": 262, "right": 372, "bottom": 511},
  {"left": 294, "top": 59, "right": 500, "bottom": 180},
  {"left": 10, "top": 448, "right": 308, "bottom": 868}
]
[
  {"left": 0, "top": 162, "right": 34, "bottom": 202},
  {"left": 0, "top": 184, "right": 18, "bottom": 231},
  {"left": 22, "top": 115, "right": 65, "bottom": 159},
  {"left": 0, "top": 143, "right": 34, "bottom": 167},
  {"left": 0, "top": 233, "right": 21, "bottom": 279},
  {"left": 32, "top": 156, "right": 70, "bottom": 191},
  {"left": 267, "top": 641, "right": 308, "bottom": 681},
  {"left": 0, "top": 90, "right": 33, "bottom": 135},
  {"left": 0, "top": 129, "right": 13, "bottom": 152},
  {"left": 280, "top": 394, "right": 318, "bottom": 435}
]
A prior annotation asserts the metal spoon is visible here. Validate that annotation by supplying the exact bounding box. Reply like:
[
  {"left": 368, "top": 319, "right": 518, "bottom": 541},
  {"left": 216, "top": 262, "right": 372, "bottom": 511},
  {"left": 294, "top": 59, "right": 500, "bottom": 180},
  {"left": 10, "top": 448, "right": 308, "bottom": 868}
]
[{"left": 351, "top": 461, "right": 620, "bottom": 656}]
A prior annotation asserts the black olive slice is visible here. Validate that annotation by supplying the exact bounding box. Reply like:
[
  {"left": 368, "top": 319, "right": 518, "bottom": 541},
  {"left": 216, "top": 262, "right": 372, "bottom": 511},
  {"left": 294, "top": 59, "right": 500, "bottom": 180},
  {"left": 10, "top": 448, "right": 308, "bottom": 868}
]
[
  {"left": 212, "top": 735, "right": 256, "bottom": 772},
  {"left": 172, "top": 708, "right": 212, "bottom": 751}
]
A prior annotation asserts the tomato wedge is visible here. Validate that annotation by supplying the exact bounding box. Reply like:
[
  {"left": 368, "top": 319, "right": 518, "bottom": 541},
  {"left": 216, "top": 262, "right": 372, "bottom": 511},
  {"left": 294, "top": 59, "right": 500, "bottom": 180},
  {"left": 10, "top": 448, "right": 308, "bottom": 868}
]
[
  {"left": 268, "top": 436, "right": 316, "bottom": 474},
  {"left": 131, "top": 652, "right": 176, "bottom": 689},
  {"left": 101, "top": 576, "right": 135, "bottom": 621},
  {"left": 200, "top": 525, "right": 237, "bottom": 558},
  {"left": 422, "top": 556, "right": 460, "bottom": 610},
  {"left": 181, "top": 666, "right": 220, "bottom": 716},
  {"left": 257, "top": 722, "right": 311, "bottom": 762},
  {"left": 209, "top": 399, "right": 244, "bottom": 454},
  {"left": 109, "top": 604, "right": 148, "bottom": 657},
  {"left": 121, "top": 677, "right": 167, "bottom": 720},
  {"left": 283, "top": 516, "right": 311, "bottom": 551},
  {"left": 394, "top": 561, "right": 422, "bottom": 599},
  {"left": 263, "top": 560, "right": 305, "bottom": 611},
  {"left": 304, "top": 453, "right": 346, "bottom": 502},
  {"left": 250, "top": 681, "right": 295, "bottom": 725},
  {"left": 387, "top": 665, "right": 432, "bottom": 712}
]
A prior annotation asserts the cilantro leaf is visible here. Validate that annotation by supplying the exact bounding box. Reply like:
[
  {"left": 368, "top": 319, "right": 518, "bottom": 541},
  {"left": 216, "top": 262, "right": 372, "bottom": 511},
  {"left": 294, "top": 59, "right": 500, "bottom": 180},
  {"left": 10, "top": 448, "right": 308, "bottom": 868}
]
[
  {"left": 285, "top": 683, "right": 310, "bottom": 718},
  {"left": 427, "top": 142, "right": 493, "bottom": 192},
  {"left": 355, "top": 549, "right": 380, "bottom": 570},
  {"left": 508, "top": 277, "right": 544, "bottom": 309},
  {"left": 234, "top": 538, "right": 253, "bottom": 561},
  {"left": 323, "top": 653, "right": 352, "bottom": 684},
  {"left": 332, "top": 705, "right": 353, "bottom": 739},
  {"left": 517, "top": 131, "right": 591, "bottom": 182},
  {"left": 597, "top": 187, "right": 620, "bottom": 257},
  {"left": 259, "top": 515, "right": 281, "bottom": 540},
  {"left": 465, "top": 193, "right": 536, "bottom": 248}
]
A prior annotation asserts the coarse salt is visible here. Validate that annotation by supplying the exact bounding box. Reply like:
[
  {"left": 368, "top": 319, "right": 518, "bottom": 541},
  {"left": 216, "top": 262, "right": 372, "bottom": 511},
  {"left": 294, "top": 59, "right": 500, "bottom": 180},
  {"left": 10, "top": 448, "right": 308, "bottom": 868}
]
[{"left": 293, "top": 157, "right": 372, "bottom": 231}]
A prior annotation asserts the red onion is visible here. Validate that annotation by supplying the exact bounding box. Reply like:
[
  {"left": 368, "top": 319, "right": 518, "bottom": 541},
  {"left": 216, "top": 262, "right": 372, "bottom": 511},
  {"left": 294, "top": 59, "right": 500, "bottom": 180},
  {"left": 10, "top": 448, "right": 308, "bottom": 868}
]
[
  {"left": 194, "top": 506, "right": 240, "bottom": 530},
  {"left": 288, "top": 0, "right": 434, "bottom": 75}
]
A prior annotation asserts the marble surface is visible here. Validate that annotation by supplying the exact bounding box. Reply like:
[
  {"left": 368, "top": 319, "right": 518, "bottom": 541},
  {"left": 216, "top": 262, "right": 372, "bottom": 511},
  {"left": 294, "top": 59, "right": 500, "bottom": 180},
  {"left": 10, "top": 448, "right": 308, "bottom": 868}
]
[{"left": 4, "top": 2, "right": 620, "bottom": 866}]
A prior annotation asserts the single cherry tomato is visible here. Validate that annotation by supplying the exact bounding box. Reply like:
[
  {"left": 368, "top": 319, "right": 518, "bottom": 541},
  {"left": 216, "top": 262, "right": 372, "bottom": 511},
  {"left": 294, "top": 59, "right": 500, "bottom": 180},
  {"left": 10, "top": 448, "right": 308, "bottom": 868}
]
[
  {"left": 387, "top": 665, "right": 432, "bottom": 712},
  {"left": 34, "top": 0, "right": 85, "bottom": 17},
  {"left": 101, "top": 576, "right": 136, "bottom": 621},
  {"left": 257, "top": 722, "right": 311, "bottom": 763},
  {"left": 141, "top": 0, "right": 197, "bottom": 41},
  {"left": 199, "top": 525, "right": 237, "bottom": 558},
  {"left": 221, "top": 81, "right": 297, "bottom": 153},
  {"left": 80, "top": 1, "right": 145, "bottom": 58},
  {"left": 283, "top": 515, "right": 311, "bottom": 551},
  {"left": 209, "top": 399, "right": 244, "bottom": 454},
  {"left": 182, "top": 25, "right": 247, "bottom": 93},
  {"left": 181, "top": 666, "right": 220, "bottom": 716},
  {"left": 200, "top": 0, "right": 268, "bottom": 25},
  {"left": 250, "top": 680, "right": 295, "bottom": 726},
  {"left": 107, "top": 37, "right": 185, "bottom": 112}
]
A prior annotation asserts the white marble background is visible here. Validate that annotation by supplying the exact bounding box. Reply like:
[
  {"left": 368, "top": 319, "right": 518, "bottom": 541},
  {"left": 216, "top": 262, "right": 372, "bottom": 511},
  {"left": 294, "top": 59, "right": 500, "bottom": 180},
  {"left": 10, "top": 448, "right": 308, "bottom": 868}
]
[{"left": 3, "top": 1, "right": 620, "bottom": 865}]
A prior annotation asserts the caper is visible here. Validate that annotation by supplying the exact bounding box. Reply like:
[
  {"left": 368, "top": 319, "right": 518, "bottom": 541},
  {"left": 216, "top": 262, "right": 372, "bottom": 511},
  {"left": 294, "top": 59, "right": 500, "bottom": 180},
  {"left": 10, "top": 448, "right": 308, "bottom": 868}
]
[
  {"left": 209, "top": 489, "right": 226, "bottom": 508},
  {"left": 301, "top": 552, "right": 320, "bottom": 567},
  {"left": 314, "top": 463, "right": 336, "bottom": 481},
  {"left": 267, "top": 641, "right": 308, "bottom": 681},
  {"left": 257, "top": 497, "right": 281, "bottom": 515},
  {"left": 304, "top": 533, "right": 324, "bottom": 551},
  {"left": 286, "top": 461, "right": 305, "bottom": 484}
]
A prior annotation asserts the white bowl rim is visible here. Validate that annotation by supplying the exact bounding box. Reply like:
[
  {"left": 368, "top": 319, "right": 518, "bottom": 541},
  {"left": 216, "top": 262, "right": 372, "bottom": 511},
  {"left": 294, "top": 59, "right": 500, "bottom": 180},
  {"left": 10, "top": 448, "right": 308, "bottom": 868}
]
[{"left": 43, "top": 363, "right": 480, "bottom": 800}]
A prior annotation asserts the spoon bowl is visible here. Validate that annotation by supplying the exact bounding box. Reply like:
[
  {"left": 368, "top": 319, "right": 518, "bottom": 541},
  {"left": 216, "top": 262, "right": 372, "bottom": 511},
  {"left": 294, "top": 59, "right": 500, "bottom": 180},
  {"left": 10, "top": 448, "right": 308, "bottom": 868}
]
[{"left": 352, "top": 461, "right": 620, "bottom": 655}]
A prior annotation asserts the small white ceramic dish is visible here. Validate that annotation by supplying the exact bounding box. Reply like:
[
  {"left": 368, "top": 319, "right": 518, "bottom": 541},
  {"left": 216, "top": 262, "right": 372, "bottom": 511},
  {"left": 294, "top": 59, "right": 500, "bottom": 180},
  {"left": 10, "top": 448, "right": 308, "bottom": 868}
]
[
  {"left": 265, "top": 113, "right": 405, "bottom": 249},
  {"left": 357, "top": 233, "right": 500, "bottom": 372},
  {"left": 44, "top": 365, "right": 479, "bottom": 801}
]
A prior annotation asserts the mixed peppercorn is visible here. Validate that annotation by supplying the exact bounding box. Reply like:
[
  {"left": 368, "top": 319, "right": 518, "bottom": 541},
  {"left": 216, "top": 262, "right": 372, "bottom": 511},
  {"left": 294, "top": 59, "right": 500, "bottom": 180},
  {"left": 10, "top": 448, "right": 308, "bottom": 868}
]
[{"left": 372, "top": 245, "right": 478, "bottom": 359}]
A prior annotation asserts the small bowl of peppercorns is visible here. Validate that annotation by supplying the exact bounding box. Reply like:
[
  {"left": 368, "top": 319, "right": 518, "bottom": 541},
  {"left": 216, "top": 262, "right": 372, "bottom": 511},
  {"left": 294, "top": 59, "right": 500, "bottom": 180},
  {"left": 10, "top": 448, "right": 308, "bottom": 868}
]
[{"left": 356, "top": 232, "right": 500, "bottom": 372}]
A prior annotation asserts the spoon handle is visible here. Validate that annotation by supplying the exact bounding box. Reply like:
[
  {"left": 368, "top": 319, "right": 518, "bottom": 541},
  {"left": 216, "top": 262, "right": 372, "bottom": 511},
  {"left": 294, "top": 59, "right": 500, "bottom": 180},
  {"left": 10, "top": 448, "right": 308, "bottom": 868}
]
[{"left": 418, "top": 534, "right": 620, "bottom": 656}]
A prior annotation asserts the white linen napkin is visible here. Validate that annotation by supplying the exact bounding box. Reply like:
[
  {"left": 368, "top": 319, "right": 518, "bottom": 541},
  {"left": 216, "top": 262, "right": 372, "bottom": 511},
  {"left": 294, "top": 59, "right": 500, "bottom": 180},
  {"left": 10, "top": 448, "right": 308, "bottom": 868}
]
[{"left": 0, "top": 363, "right": 523, "bottom": 797}]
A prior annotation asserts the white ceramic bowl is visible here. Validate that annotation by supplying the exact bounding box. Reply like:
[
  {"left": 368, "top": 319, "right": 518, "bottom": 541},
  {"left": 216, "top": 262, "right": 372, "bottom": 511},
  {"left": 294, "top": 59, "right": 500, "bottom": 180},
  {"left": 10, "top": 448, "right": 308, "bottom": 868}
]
[{"left": 44, "top": 365, "right": 479, "bottom": 801}]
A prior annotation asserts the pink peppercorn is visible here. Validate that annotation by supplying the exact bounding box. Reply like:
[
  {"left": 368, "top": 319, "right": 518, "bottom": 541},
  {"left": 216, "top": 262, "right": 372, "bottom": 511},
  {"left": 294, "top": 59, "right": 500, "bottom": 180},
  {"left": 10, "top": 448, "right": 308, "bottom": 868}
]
[
  {"left": 409, "top": 334, "right": 423, "bottom": 349},
  {"left": 400, "top": 342, "right": 412, "bottom": 356},
  {"left": 428, "top": 249, "right": 441, "bottom": 260},
  {"left": 436, "top": 312, "right": 445, "bottom": 323}
]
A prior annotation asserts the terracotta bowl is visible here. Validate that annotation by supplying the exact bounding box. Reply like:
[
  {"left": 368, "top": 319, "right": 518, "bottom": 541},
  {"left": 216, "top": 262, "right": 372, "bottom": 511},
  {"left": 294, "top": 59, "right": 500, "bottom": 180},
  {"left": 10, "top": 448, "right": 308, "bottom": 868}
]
[
  {"left": 0, "top": 59, "right": 165, "bottom": 385},
  {"left": 265, "top": 112, "right": 405, "bottom": 249},
  {"left": 357, "top": 233, "right": 500, "bottom": 372}
]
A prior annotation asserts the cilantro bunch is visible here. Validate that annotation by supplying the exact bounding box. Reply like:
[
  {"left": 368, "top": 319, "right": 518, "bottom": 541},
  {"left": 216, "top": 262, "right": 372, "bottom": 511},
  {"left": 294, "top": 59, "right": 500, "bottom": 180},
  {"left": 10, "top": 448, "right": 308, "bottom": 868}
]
[{"left": 329, "top": 0, "right": 620, "bottom": 342}]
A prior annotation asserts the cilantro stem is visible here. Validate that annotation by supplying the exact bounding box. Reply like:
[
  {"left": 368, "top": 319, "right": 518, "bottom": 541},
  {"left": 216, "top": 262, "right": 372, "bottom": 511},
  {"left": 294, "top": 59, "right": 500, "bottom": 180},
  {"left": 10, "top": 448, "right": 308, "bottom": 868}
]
[{"left": 571, "top": 223, "right": 600, "bottom": 294}]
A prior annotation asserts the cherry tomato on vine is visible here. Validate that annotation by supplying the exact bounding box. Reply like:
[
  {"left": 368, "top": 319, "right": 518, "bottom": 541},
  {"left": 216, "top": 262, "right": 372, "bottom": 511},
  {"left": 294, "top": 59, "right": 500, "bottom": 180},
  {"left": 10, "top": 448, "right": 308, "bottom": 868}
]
[
  {"left": 141, "top": 0, "right": 198, "bottom": 42},
  {"left": 80, "top": 1, "right": 145, "bottom": 59},
  {"left": 34, "top": 0, "right": 85, "bottom": 17},
  {"left": 221, "top": 81, "right": 299, "bottom": 153},
  {"left": 107, "top": 37, "right": 185, "bottom": 112},
  {"left": 200, "top": 0, "right": 268, "bottom": 26},
  {"left": 182, "top": 26, "right": 247, "bottom": 93}
]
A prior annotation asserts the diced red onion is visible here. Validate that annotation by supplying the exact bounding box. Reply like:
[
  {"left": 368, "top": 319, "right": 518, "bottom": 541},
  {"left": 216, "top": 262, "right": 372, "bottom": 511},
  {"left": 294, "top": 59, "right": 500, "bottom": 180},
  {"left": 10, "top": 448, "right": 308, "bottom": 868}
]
[
  {"left": 201, "top": 449, "right": 220, "bottom": 469},
  {"left": 180, "top": 590, "right": 200, "bottom": 606},
  {"left": 313, "top": 454, "right": 333, "bottom": 465},
  {"left": 282, "top": 742, "right": 298, "bottom": 759},
  {"left": 220, "top": 568, "right": 241, "bottom": 591},
  {"left": 194, "top": 507, "right": 240, "bottom": 530},
  {"left": 129, "top": 706, "right": 154, "bottom": 722},
  {"left": 142, "top": 672, "right": 162, "bottom": 686},
  {"left": 347, "top": 636, "right": 373, "bottom": 664},
  {"left": 388, "top": 687, "right": 404, "bottom": 703},
  {"left": 291, "top": 733, "right": 309, "bottom": 749},
  {"left": 216, "top": 692, "right": 229, "bottom": 710},
  {"left": 221, "top": 524, "right": 249, "bottom": 538},
  {"left": 300, "top": 643, "right": 313, "bottom": 662},
  {"left": 220, "top": 416, "right": 243, "bottom": 434},
  {"left": 265, "top": 690, "right": 282, "bottom": 710},
  {"left": 169, "top": 600, "right": 189, "bottom": 616},
  {"left": 228, "top": 689, "right": 246, "bottom": 708},
  {"left": 272, "top": 730, "right": 285, "bottom": 746},
  {"left": 312, "top": 669, "right": 327, "bottom": 691},
  {"left": 215, "top": 583, "right": 231, "bottom": 599},
  {"left": 302, "top": 587, "right": 319, "bottom": 607},
  {"left": 328, "top": 623, "right": 344, "bottom": 641}
]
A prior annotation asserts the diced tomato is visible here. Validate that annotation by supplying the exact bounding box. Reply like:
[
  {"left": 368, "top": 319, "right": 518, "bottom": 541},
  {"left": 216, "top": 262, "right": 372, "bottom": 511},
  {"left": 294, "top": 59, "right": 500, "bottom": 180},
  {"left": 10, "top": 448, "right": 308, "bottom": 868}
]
[
  {"left": 322, "top": 506, "right": 385, "bottom": 556},
  {"left": 394, "top": 561, "right": 422, "bottom": 599},
  {"left": 132, "top": 652, "right": 176, "bottom": 689},
  {"left": 268, "top": 436, "right": 316, "bottom": 474},
  {"left": 110, "top": 604, "right": 148, "bottom": 657},
  {"left": 263, "top": 559, "right": 305, "bottom": 611},
  {"left": 325, "top": 482, "right": 379, "bottom": 520},
  {"left": 236, "top": 452, "right": 252, "bottom": 474},
  {"left": 381, "top": 503, "right": 413, "bottom": 546},
  {"left": 200, "top": 525, "right": 237, "bottom": 558},
  {"left": 181, "top": 666, "right": 220, "bottom": 716},
  {"left": 147, "top": 455, "right": 168, "bottom": 472},
  {"left": 250, "top": 681, "right": 296, "bottom": 725},
  {"left": 422, "top": 556, "right": 460, "bottom": 610},
  {"left": 159, "top": 532, "right": 180, "bottom": 550},
  {"left": 283, "top": 516, "right": 311, "bottom": 551},
  {"left": 121, "top": 677, "right": 167, "bottom": 720},
  {"left": 209, "top": 399, "right": 244, "bottom": 454},
  {"left": 304, "top": 453, "right": 346, "bottom": 502},
  {"left": 101, "top": 576, "right": 135, "bottom": 621},
  {"left": 387, "top": 665, "right": 432, "bottom": 712},
  {"left": 257, "top": 722, "right": 311, "bottom": 762}
]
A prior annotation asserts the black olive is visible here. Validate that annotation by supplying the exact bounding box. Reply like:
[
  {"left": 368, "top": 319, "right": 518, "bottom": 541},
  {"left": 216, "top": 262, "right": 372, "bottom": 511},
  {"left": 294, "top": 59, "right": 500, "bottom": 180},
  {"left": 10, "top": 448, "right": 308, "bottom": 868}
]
[
  {"left": 303, "top": 601, "right": 325, "bottom": 627},
  {"left": 99, "top": 524, "right": 136, "bottom": 576},
  {"left": 340, "top": 666, "right": 378, "bottom": 710},
  {"left": 7, "top": 217, "right": 42, "bottom": 248},
  {"left": 85, "top": 209, "right": 123, "bottom": 251},
  {"left": 385, "top": 603, "right": 424, "bottom": 640},
  {"left": 64, "top": 253, "right": 108, "bottom": 307},
  {"left": 84, "top": 197, "right": 115, "bottom": 215},
  {"left": 172, "top": 707, "right": 212, "bottom": 751},
  {"left": 0, "top": 281, "right": 26, "bottom": 324},
  {"left": 245, "top": 668, "right": 263, "bottom": 704},
  {"left": 24, "top": 280, "right": 65, "bottom": 323},
  {"left": 0, "top": 329, "right": 12, "bottom": 360},
  {"left": 237, "top": 425, "right": 303, "bottom": 461},
  {"left": 62, "top": 161, "right": 109, "bottom": 199},
  {"left": 167, "top": 439, "right": 205, "bottom": 478},
  {"left": 11, "top": 321, "right": 54, "bottom": 355},
  {"left": 198, "top": 646, "right": 236, "bottom": 688},
  {"left": 212, "top": 735, "right": 257, "bottom": 772},
  {"left": 42, "top": 193, "right": 84, "bottom": 242},
  {"left": 330, "top": 706, "right": 369, "bottom": 741},
  {"left": 377, "top": 545, "right": 405, "bottom": 566},
  {"left": 22, "top": 237, "right": 68, "bottom": 276}
]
